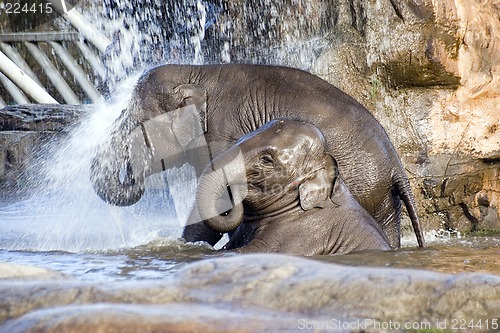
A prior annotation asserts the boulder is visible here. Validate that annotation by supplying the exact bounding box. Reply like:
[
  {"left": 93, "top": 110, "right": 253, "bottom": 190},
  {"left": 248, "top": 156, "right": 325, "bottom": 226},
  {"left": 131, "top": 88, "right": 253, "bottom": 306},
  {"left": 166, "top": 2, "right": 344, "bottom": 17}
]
[
  {"left": 0, "top": 254, "right": 499, "bottom": 332},
  {"left": 0, "top": 262, "right": 67, "bottom": 280},
  {"left": 408, "top": 155, "right": 500, "bottom": 234}
]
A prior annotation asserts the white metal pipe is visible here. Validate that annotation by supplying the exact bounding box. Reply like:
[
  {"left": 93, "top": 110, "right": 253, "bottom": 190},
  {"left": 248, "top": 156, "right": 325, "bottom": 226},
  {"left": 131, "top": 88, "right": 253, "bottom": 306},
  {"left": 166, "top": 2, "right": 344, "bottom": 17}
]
[
  {"left": 51, "top": 2, "right": 111, "bottom": 53},
  {"left": 0, "top": 72, "right": 30, "bottom": 104},
  {"left": 0, "top": 49, "right": 58, "bottom": 104},
  {"left": 0, "top": 94, "right": 6, "bottom": 108},
  {"left": 74, "top": 40, "right": 107, "bottom": 79},
  {"left": 24, "top": 42, "right": 80, "bottom": 105},
  {"left": 50, "top": 41, "right": 102, "bottom": 103},
  {"left": 0, "top": 42, "right": 43, "bottom": 86}
]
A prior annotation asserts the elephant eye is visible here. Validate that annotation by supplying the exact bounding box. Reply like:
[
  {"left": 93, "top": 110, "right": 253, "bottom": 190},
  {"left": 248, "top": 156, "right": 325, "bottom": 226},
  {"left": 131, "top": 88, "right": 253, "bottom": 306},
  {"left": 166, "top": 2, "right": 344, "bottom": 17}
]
[{"left": 259, "top": 153, "right": 275, "bottom": 166}]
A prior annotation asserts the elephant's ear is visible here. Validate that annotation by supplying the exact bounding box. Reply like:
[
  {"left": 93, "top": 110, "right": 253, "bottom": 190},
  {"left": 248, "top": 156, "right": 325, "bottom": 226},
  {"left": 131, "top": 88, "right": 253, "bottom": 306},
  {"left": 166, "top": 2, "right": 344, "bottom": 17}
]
[
  {"left": 298, "top": 154, "right": 338, "bottom": 211},
  {"left": 172, "top": 84, "right": 208, "bottom": 145}
]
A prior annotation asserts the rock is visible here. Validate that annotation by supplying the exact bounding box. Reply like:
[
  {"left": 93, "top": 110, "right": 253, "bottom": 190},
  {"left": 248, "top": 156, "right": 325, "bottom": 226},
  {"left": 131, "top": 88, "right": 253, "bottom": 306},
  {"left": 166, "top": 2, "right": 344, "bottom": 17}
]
[
  {"left": 0, "top": 131, "right": 53, "bottom": 191},
  {"left": 0, "top": 104, "right": 89, "bottom": 132},
  {"left": 0, "top": 262, "right": 68, "bottom": 280},
  {"left": 407, "top": 155, "right": 500, "bottom": 233},
  {"left": 0, "top": 104, "right": 89, "bottom": 195},
  {"left": 0, "top": 303, "right": 304, "bottom": 333},
  {"left": 477, "top": 191, "right": 491, "bottom": 207},
  {"left": 0, "top": 254, "right": 499, "bottom": 332}
]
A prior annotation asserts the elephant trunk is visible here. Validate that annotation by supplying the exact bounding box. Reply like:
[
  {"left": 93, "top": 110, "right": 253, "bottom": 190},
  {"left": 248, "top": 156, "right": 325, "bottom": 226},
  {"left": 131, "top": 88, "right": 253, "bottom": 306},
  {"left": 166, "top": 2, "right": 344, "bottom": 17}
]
[
  {"left": 196, "top": 147, "right": 247, "bottom": 233},
  {"left": 90, "top": 129, "right": 146, "bottom": 207}
]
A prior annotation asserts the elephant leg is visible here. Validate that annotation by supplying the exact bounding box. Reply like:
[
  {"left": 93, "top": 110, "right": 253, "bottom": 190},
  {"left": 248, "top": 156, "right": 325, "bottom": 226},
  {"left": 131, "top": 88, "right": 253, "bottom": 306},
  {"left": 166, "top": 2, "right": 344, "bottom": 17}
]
[
  {"left": 373, "top": 191, "right": 402, "bottom": 249},
  {"left": 223, "top": 222, "right": 258, "bottom": 250},
  {"left": 181, "top": 207, "right": 223, "bottom": 246},
  {"left": 182, "top": 221, "right": 223, "bottom": 246}
]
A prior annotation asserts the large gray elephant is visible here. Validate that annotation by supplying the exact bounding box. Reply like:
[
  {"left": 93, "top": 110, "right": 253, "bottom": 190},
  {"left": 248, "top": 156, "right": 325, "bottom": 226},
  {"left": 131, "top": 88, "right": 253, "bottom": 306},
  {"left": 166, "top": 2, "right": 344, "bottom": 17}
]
[
  {"left": 196, "top": 119, "right": 392, "bottom": 255},
  {"left": 90, "top": 64, "right": 424, "bottom": 248}
]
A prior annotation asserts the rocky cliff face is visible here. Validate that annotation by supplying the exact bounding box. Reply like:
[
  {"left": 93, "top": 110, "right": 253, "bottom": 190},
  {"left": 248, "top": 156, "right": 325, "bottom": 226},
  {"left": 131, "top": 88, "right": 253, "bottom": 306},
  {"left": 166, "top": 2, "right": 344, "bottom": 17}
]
[
  {"left": 0, "top": 104, "right": 87, "bottom": 199},
  {"left": 320, "top": 0, "right": 500, "bottom": 234}
]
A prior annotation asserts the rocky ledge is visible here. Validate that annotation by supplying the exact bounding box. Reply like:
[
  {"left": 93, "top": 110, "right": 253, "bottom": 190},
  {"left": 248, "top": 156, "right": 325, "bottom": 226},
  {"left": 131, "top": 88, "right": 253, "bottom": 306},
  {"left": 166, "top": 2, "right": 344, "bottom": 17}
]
[
  {"left": 0, "top": 253, "right": 499, "bottom": 333},
  {"left": 0, "top": 104, "right": 89, "bottom": 196},
  {"left": 0, "top": 104, "right": 89, "bottom": 132},
  {"left": 407, "top": 154, "right": 500, "bottom": 236}
]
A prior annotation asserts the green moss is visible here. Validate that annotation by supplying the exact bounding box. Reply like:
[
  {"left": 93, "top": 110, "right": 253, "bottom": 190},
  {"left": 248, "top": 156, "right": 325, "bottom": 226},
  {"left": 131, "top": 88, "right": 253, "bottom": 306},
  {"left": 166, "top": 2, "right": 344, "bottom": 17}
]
[
  {"left": 462, "top": 229, "right": 500, "bottom": 237},
  {"left": 384, "top": 60, "right": 460, "bottom": 89},
  {"left": 369, "top": 74, "right": 381, "bottom": 100}
]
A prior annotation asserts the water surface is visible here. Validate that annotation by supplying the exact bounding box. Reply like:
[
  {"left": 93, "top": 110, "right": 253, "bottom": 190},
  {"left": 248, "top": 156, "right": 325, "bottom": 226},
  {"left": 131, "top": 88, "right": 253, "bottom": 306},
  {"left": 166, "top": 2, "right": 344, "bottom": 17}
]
[{"left": 1, "top": 204, "right": 498, "bottom": 281}]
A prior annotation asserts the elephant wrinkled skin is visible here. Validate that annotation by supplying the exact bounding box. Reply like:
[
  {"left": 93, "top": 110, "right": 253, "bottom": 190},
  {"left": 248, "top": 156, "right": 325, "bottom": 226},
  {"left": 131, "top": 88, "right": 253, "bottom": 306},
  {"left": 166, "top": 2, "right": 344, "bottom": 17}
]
[
  {"left": 196, "top": 119, "right": 392, "bottom": 255},
  {"left": 90, "top": 64, "right": 424, "bottom": 248}
]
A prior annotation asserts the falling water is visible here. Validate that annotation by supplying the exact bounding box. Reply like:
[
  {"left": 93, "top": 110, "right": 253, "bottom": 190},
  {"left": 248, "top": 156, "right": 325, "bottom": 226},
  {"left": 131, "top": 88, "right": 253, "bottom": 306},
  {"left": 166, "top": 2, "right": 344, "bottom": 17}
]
[
  {"left": 85, "top": 0, "right": 334, "bottom": 74},
  {"left": 0, "top": 74, "right": 184, "bottom": 251}
]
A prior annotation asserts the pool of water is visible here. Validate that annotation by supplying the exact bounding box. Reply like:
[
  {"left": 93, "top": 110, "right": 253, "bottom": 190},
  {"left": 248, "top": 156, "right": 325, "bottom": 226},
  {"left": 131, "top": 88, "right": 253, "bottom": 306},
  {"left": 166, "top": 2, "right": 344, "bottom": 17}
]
[
  {"left": 1, "top": 186, "right": 499, "bottom": 281},
  {"left": 0, "top": 239, "right": 217, "bottom": 281},
  {"left": 1, "top": 209, "right": 498, "bottom": 282},
  {"left": 2, "top": 237, "right": 499, "bottom": 281},
  {"left": 319, "top": 235, "right": 500, "bottom": 275}
]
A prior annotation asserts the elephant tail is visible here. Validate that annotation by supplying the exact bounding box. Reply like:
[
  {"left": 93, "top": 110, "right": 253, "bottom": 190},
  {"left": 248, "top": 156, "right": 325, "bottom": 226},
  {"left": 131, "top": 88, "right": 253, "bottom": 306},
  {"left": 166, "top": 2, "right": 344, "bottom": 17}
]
[{"left": 395, "top": 175, "right": 425, "bottom": 247}]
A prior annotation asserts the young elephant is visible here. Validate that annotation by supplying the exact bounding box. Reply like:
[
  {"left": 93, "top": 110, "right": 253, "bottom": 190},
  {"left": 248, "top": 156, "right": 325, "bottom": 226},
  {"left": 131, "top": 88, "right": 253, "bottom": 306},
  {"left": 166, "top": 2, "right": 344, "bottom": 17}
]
[{"left": 195, "top": 119, "right": 391, "bottom": 255}]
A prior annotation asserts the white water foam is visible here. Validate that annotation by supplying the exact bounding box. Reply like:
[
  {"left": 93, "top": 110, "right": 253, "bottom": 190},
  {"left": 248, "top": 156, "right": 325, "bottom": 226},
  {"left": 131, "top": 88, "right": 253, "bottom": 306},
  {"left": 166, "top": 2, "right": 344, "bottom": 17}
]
[
  {"left": 0, "top": 75, "right": 195, "bottom": 252},
  {"left": 401, "top": 228, "right": 464, "bottom": 248}
]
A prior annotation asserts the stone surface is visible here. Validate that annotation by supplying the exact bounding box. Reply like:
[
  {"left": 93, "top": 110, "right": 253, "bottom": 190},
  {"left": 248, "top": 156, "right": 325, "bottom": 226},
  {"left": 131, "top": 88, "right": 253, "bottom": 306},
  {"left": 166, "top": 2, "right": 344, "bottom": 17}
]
[
  {"left": 0, "top": 131, "right": 52, "bottom": 191},
  {"left": 407, "top": 155, "right": 500, "bottom": 234},
  {"left": 0, "top": 254, "right": 499, "bottom": 332},
  {"left": 0, "top": 104, "right": 89, "bottom": 132},
  {"left": 0, "top": 263, "right": 68, "bottom": 280},
  {"left": 0, "top": 104, "right": 88, "bottom": 195},
  {"left": 1, "top": 303, "right": 303, "bottom": 333}
]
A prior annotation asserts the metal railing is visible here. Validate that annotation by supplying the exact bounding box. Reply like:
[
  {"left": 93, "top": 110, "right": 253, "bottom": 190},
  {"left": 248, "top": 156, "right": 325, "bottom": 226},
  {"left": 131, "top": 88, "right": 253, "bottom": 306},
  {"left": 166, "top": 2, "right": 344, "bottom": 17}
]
[{"left": 0, "top": 6, "right": 111, "bottom": 106}]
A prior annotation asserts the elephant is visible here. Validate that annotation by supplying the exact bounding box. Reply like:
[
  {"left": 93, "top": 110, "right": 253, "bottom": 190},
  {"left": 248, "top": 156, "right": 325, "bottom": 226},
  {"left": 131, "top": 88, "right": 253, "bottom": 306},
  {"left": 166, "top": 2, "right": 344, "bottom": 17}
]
[
  {"left": 90, "top": 63, "right": 424, "bottom": 248},
  {"left": 195, "top": 119, "right": 392, "bottom": 255}
]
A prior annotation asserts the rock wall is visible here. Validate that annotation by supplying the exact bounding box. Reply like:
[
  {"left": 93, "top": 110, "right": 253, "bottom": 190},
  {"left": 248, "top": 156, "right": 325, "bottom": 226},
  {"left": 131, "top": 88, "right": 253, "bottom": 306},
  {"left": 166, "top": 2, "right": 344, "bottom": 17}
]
[
  {"left": 307, "top": 0, "right": 500, "bottom": 234},
  {"left": 0, "top": 131, "right": 43, "bottom": 192},
  {"left": 0, "top": 104, "right": 87, "bottom": 198}
]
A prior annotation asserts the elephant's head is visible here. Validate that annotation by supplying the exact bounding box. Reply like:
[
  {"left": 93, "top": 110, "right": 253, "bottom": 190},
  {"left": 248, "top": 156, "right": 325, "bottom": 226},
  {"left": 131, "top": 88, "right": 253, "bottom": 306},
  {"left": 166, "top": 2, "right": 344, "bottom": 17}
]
[
  {"left": 90, "top": 68, "right": 209, "bottom": 206},
  {"left": 196, "top": 119, "right": 338, "bottom": 232}
]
